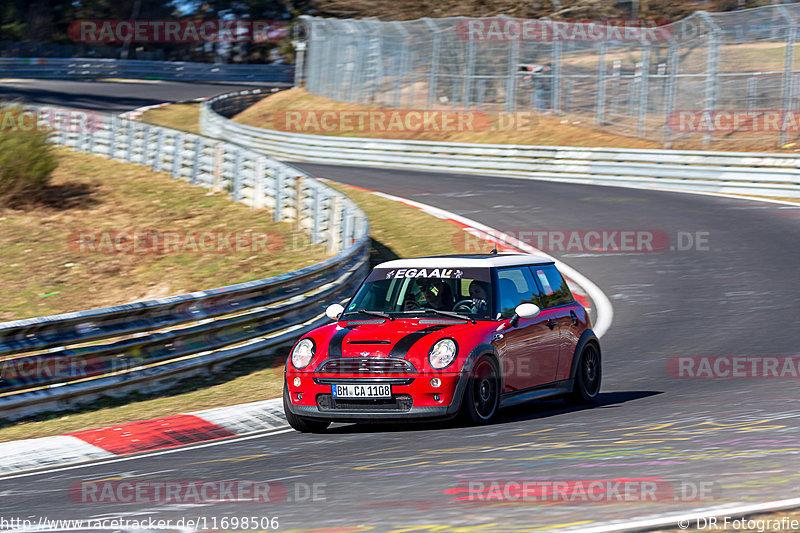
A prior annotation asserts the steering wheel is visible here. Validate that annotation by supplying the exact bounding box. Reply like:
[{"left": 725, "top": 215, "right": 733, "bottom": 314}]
[
  {"left": 452, "top": 299, "right": 477, "bottom": 313},
  {"left": 404, "top": 299, "right": 423, "bottom": 311}
]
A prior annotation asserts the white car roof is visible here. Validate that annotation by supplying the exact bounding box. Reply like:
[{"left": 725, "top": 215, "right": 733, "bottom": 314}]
[{"left": 376, "top": 253, "right": 554, "bottom": 270}]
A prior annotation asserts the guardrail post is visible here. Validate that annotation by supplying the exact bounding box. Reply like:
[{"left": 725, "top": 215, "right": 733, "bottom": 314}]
[
  {"left": 213, "top": 142, "right": 223, "bottom": 192},
  {"left": 172, "top": 133, "right": 184, "bottom": 178},
  {"left": 274, "top": 168, "right": 283, "bottom": 221},
  {"left": 327, "top": 195, "right": 342, "bottom": 254},
  {"left": 294, "top": 176, "right": 303, "bottom": 232},
  {"left": 253, "top": 156, "right": 266, "bottom": 209},
  {"left": 126, "top": 122, "right": 135, "bottom": 162},
  {"left": 191, "top": 136, "right": 202, "bottom": 185},
  {"left": 233, "top": 148, "right": 243, "bottom": 201},
  {"left": 109, "top": 115, "right": 119, "bottom": 159},
  {"left": 152, "top": 128, "right": 165, "bottom": 172},
  {"left": 312, "top": 186, "right": 321, "bottom": 244}
]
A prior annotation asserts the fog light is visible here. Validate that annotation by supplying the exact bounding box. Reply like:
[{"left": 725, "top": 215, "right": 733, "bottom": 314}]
[
  {"left": 430, "top": 377, "right": 441, "bottom": 388},
  {"left": 433, "top": 394, "right": 441, "bottom": 402},
  {"left": 296, "top": 393, "right": 302, "bottom": 401},
  {"left": 293, "top": 377, "right": 301, "bottom": 387}
]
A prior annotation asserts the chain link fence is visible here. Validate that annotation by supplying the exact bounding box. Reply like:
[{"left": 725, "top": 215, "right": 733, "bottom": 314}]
[{"left": 301, "top": 5, "right": 800, "bottom": 148}]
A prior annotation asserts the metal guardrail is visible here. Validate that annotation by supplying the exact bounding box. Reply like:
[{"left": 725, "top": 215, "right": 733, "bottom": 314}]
[
  {"left": 201, "top": 89, "right": 800, "bottom": 198},
  {"left": 0, "top": 57, "right": 293, "bottom": 83},
  {"left": 0, "top": 104, "right": 369, "bottom": 420}
]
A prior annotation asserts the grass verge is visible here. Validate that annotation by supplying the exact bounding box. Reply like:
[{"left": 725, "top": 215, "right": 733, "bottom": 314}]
[
  {"left": 0, "top": 179, "right": 475, "bottom": 442},
  {"left": 0, "top": 148, "right": 325, "bottom": 322},
  {"left": 139, "top": 102, "right": 202, "bottom": 134}
]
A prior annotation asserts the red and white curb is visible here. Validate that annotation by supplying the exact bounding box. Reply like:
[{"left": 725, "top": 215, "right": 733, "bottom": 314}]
[
  {"left": 0, "top": 398, "right": 284, "bottom": 476},
  {"left": 118, "top": 96, "right": 210, "bottom": 120}
]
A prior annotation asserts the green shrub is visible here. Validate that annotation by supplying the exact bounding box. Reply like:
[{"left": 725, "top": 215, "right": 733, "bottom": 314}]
[{"left": 0, "top": 110, "right": 58, "bottom": 205}]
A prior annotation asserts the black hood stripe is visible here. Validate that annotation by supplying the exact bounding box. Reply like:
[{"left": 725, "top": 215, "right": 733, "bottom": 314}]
[
  {"left": 328, "top": 325, "right": 358, "bottom": 358},
  {"left": 388, "top": 325, "right": 452, "bottom": 359}
]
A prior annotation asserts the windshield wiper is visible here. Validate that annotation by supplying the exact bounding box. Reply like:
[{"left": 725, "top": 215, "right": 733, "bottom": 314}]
[
  {"left": 346, "top": 309, "right": 394, "bottom": 321},
  {"left": 403, "top": 308, "right": 475, "bottom": 324}
]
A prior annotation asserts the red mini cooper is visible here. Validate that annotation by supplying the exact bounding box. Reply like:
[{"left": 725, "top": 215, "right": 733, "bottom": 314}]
[{"left": 283, "top": 253, "right": 601, "bottom": 432}]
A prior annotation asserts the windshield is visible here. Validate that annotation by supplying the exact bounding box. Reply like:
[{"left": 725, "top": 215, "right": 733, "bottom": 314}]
[{"left": 344, "top": 266, "right": 494, "bottom": 320}]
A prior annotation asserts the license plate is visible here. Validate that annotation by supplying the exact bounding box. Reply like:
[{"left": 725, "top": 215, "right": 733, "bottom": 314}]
[{"left": 332, "top": 384, "right": 391, "bottom": 399}]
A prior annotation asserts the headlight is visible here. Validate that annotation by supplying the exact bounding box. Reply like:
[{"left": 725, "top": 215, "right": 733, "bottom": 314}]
[
  {"left": 291, "top": 338, "right": 315, "bottom": 369},
  {"left": 429, "top": 338, "right": 458, "bottom": 369}
]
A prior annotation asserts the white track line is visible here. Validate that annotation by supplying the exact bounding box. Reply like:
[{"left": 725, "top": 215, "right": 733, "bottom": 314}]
[{"left": 371, "top": 191, "right": 614, "bottom": 338}]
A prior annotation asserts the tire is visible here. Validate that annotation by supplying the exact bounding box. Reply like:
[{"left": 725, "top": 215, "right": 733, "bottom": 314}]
[
  {"left": 566, "top": 342, "right": 602, "bottom": 405},
  {"left": 283, "top": 386, "right": 331, "bottom": 433},
  {"left": 460, "top": 356, "right": 500, "bottom": 425}
]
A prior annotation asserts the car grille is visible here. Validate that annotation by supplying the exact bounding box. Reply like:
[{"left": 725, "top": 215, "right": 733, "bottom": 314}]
[
  {"left": 316, "top": 357, "right": 417, "bottom": 374},
  {"left": 316, "top": 394, "right": 413, "bottom": 412}
]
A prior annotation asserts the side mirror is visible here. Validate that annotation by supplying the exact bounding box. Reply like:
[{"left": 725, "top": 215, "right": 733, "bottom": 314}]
[
  {"left": 326, "top": 303, "right": 344, "bottom": 320},
  {"left": 496, "top": 304, "right": 540, "bottom": 331},
  {"left": 515, "top": 303, "right": 541, "bottom": 319}
]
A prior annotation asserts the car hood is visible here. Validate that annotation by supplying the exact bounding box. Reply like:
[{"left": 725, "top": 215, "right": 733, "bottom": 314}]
[{"left": 305, "top": 317, "right": 481, "bottom": 367}]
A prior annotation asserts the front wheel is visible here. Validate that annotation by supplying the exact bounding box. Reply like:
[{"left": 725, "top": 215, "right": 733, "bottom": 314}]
[
  {"left": 460, "top": 356, "right": 500, "bottom": 425},
  {"left": 566, "top": 342, "right": 602, "bottom": 405},
  {"left": 283, "top": 387, "right": 330, "bottom": 433}
]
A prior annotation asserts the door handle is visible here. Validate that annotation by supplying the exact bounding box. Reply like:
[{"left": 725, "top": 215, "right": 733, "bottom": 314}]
[
  {"left": 570, "top": 311, "right": 578, "bottom": 325},
  {"left": 546, "top": 320, "right": 558, "bottom": 329}
]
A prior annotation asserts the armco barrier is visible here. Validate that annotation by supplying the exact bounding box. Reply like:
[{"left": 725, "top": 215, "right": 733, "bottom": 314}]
[
  {"left": 201, "top": 88, "right": 800, "bottom": 199},
  {"left": 0, "top": 57, "right": 293, "bottom": 83},
  {"left": 0, "top": 104, "right": 368, "bottom": 420}
]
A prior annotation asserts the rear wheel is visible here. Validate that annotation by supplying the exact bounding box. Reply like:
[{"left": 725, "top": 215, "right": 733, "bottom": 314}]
[
  {"left": 283, "top": 386, "right": 330, "bottom": 433},
  {"left": 566, "top": 342, "right": 602, "bottom": 405},
  {"left": 460, "top": 356, "right": 500, "bottom": 425}
]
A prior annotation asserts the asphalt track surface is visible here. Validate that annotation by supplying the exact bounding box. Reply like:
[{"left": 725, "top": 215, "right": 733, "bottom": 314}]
[
  {"left": 1, "top": 81, "right": 800, "bottom": 532},
  {"left": 0, "top": 79, "right": 280, "bottom": 112}
]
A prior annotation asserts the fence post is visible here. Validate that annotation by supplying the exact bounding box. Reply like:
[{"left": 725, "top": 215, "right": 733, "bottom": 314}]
[
  {"left": 423, "top": 18, "right": 441, "bottom": 109},
  {"left": 506, "top": 38, "right": 520, "bottom": 114},
  {"left": 596, "top": 41, "right": 607, "bottom": 125},
  {"left": 462, "top": 39, "right": 475, "bottom": 108},
  {"left": 551, "top": 40, "right": 562, "bottom": 113},
  {"left": 393, "top": 22, "right": 411, "bottom": 108},
  {"left": 663, "top": 41, "right": 678, "bottom": 145},
  {"left": 699, "top": 12, "right": 720, "bottom": 148},
  {"left": 637, "top": 43, "right": 651, "bottom": 138},
  {"left": 780, "top": 12, "right": 796, "bottom": 146},
  {"left": 126, "top": 122, "right": 135, "bottom": 162}
]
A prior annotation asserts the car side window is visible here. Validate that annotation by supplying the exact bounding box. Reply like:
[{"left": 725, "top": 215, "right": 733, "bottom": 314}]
[
  {"left": 530, "top": 264, "right": 574, "bottom": 308},
  {"left": 496, "top": 267, "right": 543, "bottom": 318}
]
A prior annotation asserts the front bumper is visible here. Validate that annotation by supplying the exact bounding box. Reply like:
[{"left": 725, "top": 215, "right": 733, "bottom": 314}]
[{"left": 284, "top": 371, "right": 469, "bottom": 421}]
